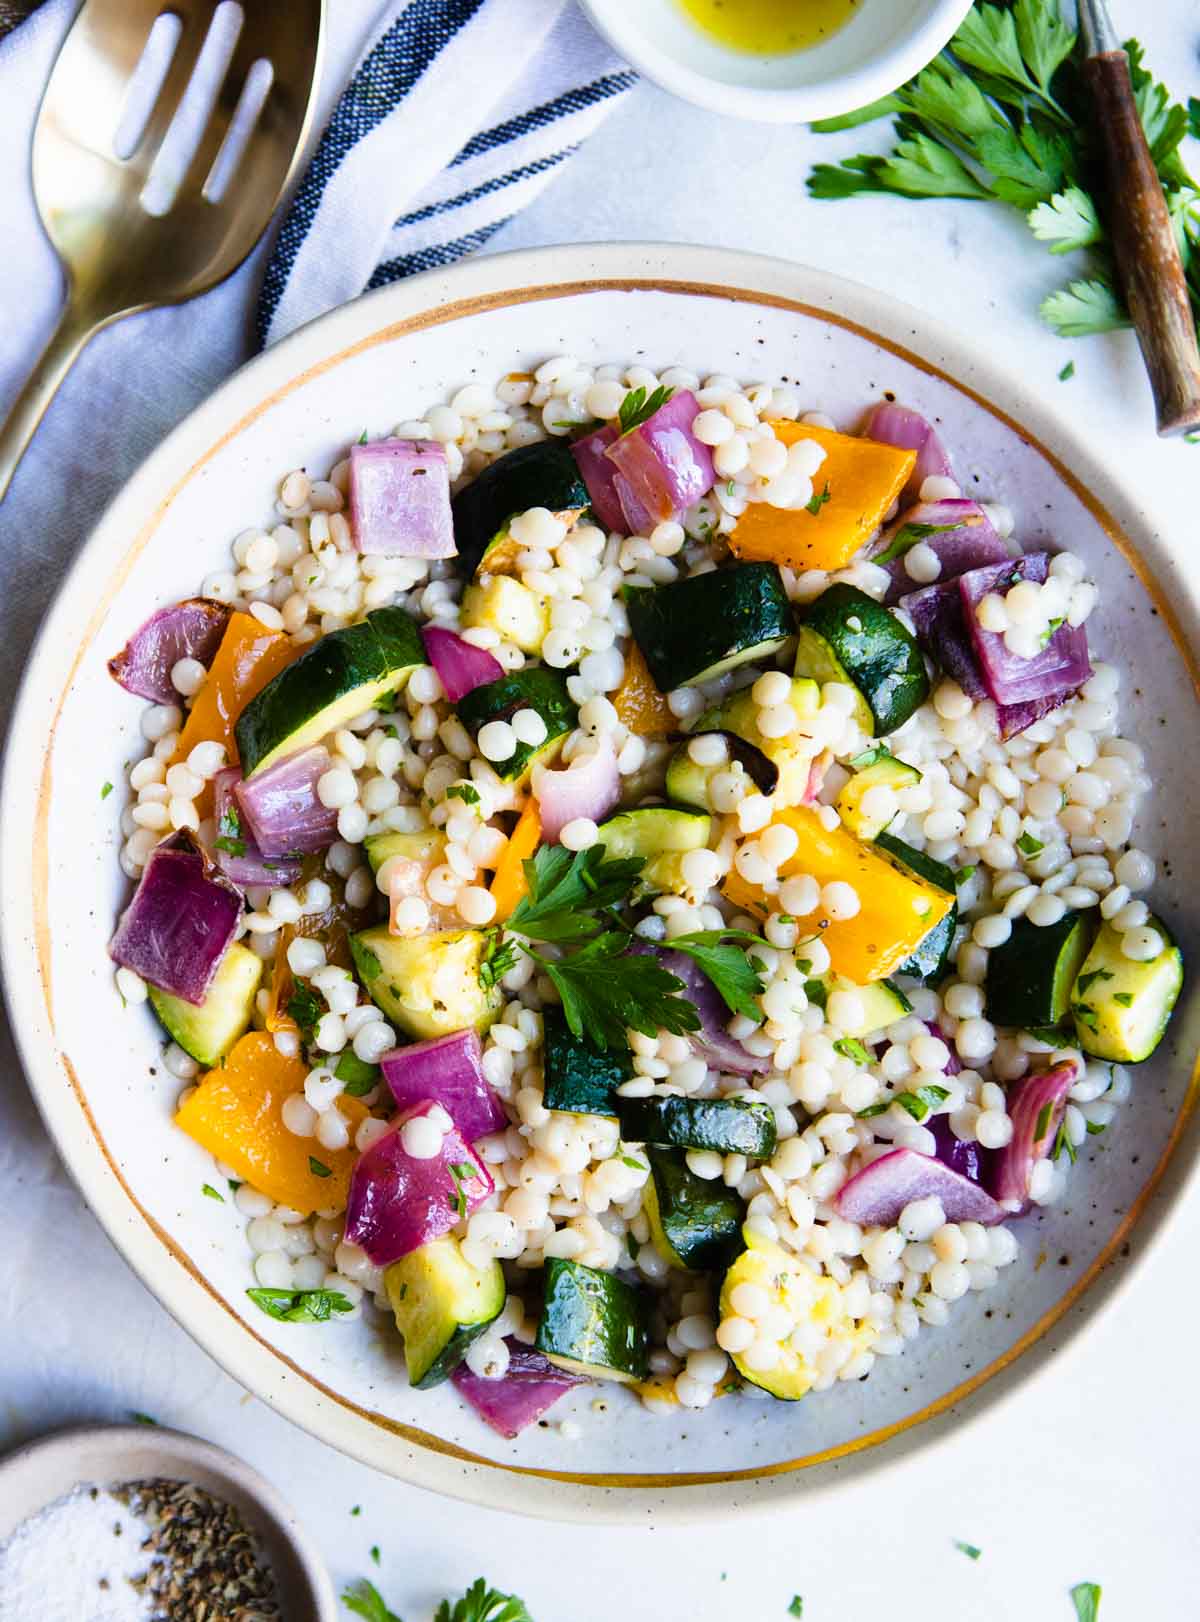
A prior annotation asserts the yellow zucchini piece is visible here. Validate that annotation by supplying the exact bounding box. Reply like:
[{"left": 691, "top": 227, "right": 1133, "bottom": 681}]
[
  {"left": 721, "top": 804, "right": 953, "bottom": 982},
  {"left": 729, "top": 422, "right": 916, "bottom": 572},
  {"left": 461, "top": 576, "right": 548, "bottom": 654}
]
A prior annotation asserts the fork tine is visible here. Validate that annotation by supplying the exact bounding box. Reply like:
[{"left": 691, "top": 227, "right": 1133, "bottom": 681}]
[
  {"left": 122, "top": 0, "right": 228, "bottom": 179},
  {"left": 175, "top": 0, "right": 322, "bottom": 208}
]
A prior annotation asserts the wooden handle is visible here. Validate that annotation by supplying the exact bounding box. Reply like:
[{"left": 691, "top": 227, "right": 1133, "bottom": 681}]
[{"left": 1085, "top": 51, "right": 1200, "bottom": 437}]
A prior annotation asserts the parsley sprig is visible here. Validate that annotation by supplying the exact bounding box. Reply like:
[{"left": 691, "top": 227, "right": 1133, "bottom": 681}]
[
  {"left": 435, "top": 1579, "right": 534, "bottom": 1622},
  {"left": 663, "top": 929, "right": 771, "bottom": 1022},
  {"left": 872, "top": 517, "right": 978, "bottom": 567},
  {"left": 246, "top": 1287, "right": 352, "bottom": 1324},
  {"left": 808, "top": 2, "right": 1200, "bottom": 344},
  {"left": 343, "top": 1579, "right": 404, "bottom": 1622},
  {"left": 618, "top": 384, "right": 674, "bottom": 436}
]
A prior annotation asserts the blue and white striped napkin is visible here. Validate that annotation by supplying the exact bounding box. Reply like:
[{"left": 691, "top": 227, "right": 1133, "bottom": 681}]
[{"left": 255, "top": 0, "right": 636, "bottom": 348}]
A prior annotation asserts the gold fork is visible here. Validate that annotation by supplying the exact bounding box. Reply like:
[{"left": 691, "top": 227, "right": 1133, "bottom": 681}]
[{"left": 0, "top": 0, "right": 325, "bottom": 501}]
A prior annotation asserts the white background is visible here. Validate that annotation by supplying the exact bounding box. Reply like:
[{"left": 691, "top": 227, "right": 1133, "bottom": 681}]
[{"left": 1, "top": 3, "right": 1198, "bottom": 1618}]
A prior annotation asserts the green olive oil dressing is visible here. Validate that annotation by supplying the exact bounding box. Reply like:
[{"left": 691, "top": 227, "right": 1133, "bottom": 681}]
[{"left": 679, "top": 0, "right": 858, "bottom": 56}]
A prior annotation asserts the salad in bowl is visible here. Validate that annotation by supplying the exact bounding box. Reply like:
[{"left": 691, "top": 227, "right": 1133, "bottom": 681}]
[{"left": 104, "top": 354, "right": 1182, "bottom": 1440}]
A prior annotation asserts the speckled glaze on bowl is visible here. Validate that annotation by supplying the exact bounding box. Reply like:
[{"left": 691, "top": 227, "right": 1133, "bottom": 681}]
[
  {"left": 0, "top": 1424, "right": 336, "bottom": 1618},
  {"left": 3, "top": 245, "right": 1198, "bottom": 1522}
]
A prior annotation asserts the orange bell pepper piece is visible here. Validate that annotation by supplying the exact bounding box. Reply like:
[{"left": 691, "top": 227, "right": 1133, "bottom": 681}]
[
  {"left": 173, "top": 611, "right": 304, "bottom": 818},
  {"left": 722, "top": 805, "right": 952, "bottom": 983},
  {"left": 613, "top": 643, "right": 674, "bottom": 737},
  {"left": 176, "top": 1031, "right": 368, "bottom": 1214},
  {"left": 729, "top": 422, "right": 916, "bottom": 573},
  {"left": 489, "top": 802, "right": 541, "bottom": 921}
]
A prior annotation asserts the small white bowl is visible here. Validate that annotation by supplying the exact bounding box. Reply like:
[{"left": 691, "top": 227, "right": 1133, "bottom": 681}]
[
  {"left": 0, "top": 1425, "right": 336, "bottom": 1619},
  {"left": 581, "top": 0, "right": 975, "bottom": 123}
]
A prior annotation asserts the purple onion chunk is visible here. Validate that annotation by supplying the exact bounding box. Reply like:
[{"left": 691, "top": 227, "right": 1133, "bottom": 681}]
[
  {"left": 632, "top": 943, "right": 768, "bottom": 1076},
  {"left": 863, "top": 401, "right": 955, "bottom": 504},
  {"left": 958, "top": 553, "right": 1092, "bottom": 708},
  {"left": 929, "top": 1115, "right": 995, "bottom": 1189},
  {"left": 901, "top": 580, "right": 990, "bottom": 702},
  {"left": 991, "top": 1061, "right": 1078, "bottom": 1210},
  {"left": 211, "top": 767, "right": 303, "bottom": 888},
  {"left": 107, "top": 599, "right": 230, "bottom": 704},
  {"left": 109, "top": 835, "right": 241, "bottom": 1005},
  {"left": 570, "top": 424, "right": 635, "bottom": 535},
  {"left": 421, "top": 625, "right": 503, "bottom": 703},
  {"left": 380, "top": 1030, "right": 508, "bottom": 1143},
  {"left": 532, "top": 740, "right": 620, "bottom": 844},
  {"left": 602, "top": 391, "right": 715, "bottom": 528},
  {"left": 351, "top": 439, "right": 455, "bottom": 558},
  {"left": 835, "top": 1147, "right": 1005, "bottom": 1227},
  {"left": 875, "top": 499, "right": 1010, "bottom": 604},
  {"left": 451, "top": 1339, "right": 584, "bottom": 1437},
  {"left": 234, "top": 746, "right": 339, "bottom": 860},
  {"left": 344, "top": 1099, "right": 493, "bottom": 1266}
]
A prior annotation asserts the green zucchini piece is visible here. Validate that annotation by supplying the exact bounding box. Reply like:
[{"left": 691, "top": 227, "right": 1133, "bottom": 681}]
[
  {"left": 455, "top": 668, "right": 577, "bottom": 784},
  {"left": 985, "top": 912, "right": 1094, "bottom": 1030},
  {"left": 350, "top": 925, "right": 501, "bottom": 1039},
  {"left": 691, "top": 679, "right": 821, "bottom": 806},
  {"left": 536, "top": 1258, "right": 648, "bottom": 1383},
  {"left": 460, "top": 575, "right": 549, "bottom": 655},
  {"left": 795, "top": 584, "right": 929, "bottom": 736},
  {"left": 593, "top": 806, "right": 712, "bottom": 897},
  {"left": 451, "top": 440, "right": 589, "bottom": 574},
  {"left": 664, "top": 729, "right": 780, "bottom": 813},
  {"left": 874, "top": 831, "right": 958, "bottom": 984},
  {"left": 835, "top": 752, "right": 921, "bottom": 839},
  {"left": 148, "top": 942, "right": 262, "bottom": 1066},
  {"left": 643, "top": 1149, "right": 744, "bottom": 1272},
  {"left": 385, "top": 1236, "right": 505, "bottom": 1388},
  {"left": 363, "top": 828, "right": 444, "bottom": 875},
  {"left": 1070, "top": 915, "right": 1183, "bottom": 1062},
  {"left": 236, "top": 607, "right": 425, "bottom": 777},
  {"left": 718, "top": 1228, "right": 874, "bottom": 1401},
  {"left": 542, "top": 1009, "right": 629, "bottom": 1117},
  {"left": 624, "top": 563, "right": 793, "bottom": 690},
  {"left": 616, "top": 1094, "right": 777, "bottom": 1157},
  {"left": 815, "top": 976, "right": 912, "bottom": 1037}
]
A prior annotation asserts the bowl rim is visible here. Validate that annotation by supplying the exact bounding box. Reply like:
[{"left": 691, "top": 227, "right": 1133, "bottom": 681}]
[
  {"left": 578, "top": 0, "right": 977, "bottom": 123},
  {"left": 3, "top": 241, "right": 1198, "bottom": 1522},
  {"left": 0, "top": 1422, "right": 337, "bottom": 1616}
]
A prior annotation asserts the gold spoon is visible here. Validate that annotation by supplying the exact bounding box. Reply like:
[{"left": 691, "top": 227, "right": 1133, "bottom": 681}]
[
  {"left": 0, "top": 0, "right": 325, "bottom": 502},
  {"left": 1079, "top": 0, "right": 1200, "bottom": 437}
]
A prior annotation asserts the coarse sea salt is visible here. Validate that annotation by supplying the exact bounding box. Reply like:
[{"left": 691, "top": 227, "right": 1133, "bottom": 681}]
[{"left": 0, "top": 1483, "right": 152, "bottom": 1622}]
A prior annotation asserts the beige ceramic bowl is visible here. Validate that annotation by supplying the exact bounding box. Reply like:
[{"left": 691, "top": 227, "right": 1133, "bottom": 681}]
[
  {"left": 0, "top": 1424, "right": 335, "bottom": 1618},
  {"left": 2, "top": 244, "right": 1198, "bottom": 1520}
]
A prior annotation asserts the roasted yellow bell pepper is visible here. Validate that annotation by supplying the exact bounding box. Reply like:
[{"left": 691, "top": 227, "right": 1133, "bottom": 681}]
[
  {"left": 173, "top": 612, "right": 303, "bottom": 818},
  {"left": 489, "top": 802, "right": 541, "bottom": 921},
  {"left": 613, "top": 643, "right": 675, "bottom": 737},
  {"left": 729, "top": 422, "right": 916, "bottom": 573},
  {"left": 176, "top": 1031, "right": 368, "bottom": 1214},
  {"left": 722, "top": 805, "right": 952, "bottom": 982}
]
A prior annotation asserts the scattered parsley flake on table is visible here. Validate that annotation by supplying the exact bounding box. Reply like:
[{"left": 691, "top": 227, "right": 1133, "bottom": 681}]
[{"left": 1070, "top": 1582, "right": 1102, "bottom": 1622}]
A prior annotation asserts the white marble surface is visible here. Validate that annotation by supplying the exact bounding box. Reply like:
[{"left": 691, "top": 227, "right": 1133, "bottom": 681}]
[{"left": 2, "top": 3, "right": 1199, "bottom": 1617}]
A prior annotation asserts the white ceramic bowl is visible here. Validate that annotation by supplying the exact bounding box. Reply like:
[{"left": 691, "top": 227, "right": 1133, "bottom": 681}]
[
  {"left": 3, "top": 244, "right": 1198, "bottom": 1522},
  {"left": 0, "top": 1424, "right": 336, "bottom": 1618},
  {"left": 581, "top": 0, "right": 975, "bottom": 123}
]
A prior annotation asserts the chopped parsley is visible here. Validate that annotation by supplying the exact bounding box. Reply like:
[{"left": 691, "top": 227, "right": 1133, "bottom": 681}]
[
  {"left": 787, "top": 1600, "right": 804, "bottom": 1618},
  {"left": 620, "top": 1156, "right": 647, "bottom": 1173},
  {"left": 1058, "top": 360, "right": 1076, "bottom": 381},
  {"left": 1076, "top": 969, "right": 1113, "bottom": 996},
  {"left": 848, "top": 743, "right": 895, "bottom": 770},
  {"left": 872, "top": 517, "right": 970, "bottom": 565},
  {"left": 1016, "top": 832, "right": 1045, "bottom": 857},
  {"left": 335, "top": 1051, "right": 381, "bottom": 1095},
  {"left": 214, "top": 802, "right": 246, "bottom": 858},
  {"left": 130, "top": 1411, "right": 159, "bottom": 1427},
  {"left": 1070, "top": 1582, "right": 1102, "bottom": 1622},
  {"left": 370, "top": 1546, "right": 381, "bottom": 1566},
  {"left": 1112, "top": 991, "right": 1134, "bottom": 1007},
  {"left": 446, "top": 783, "right": 481, "bottom": 806},
  {"left": 478, "top": 932, "right": 519, "bottom": 990},
  {"left": 308, "top": 1156, "right": 332, "bottom": 1178},
  {"left": 1052, "top": 1117, "right": 1077, "bottom": 1164},
  {"left": 357, "top": 945, "right": 382, "bottom": 978},
  {"left": 100, "top": 781, "right": 113, "bottom": 800},
  {"left": 200, "top": 1183, "right": 225, "bottom": 1203},
  {"left": 448, "top": 1161, "right": 480, "bottom": 1220},
  {"left": 955, "top": 865, "right": 976, "bottom": 885},
  {"left": 833, "top": 1037, "right": 871, "bottom": 1066},
  {"left": 246, "top": 1287, "right": 353, "bottom": 1324},
  {"left": 954, "top": 1539, "right": 982, "bottom": 1560},
  {"left": 286, "top": 982, "right": 324, "bottom": 1038},
  {"left": 861, "top": 1084, "right": 949, "bottom": 1122},
  {"left": 804, "top": 481, "right": 832, "bottom": 516},
  {"left": 1035, "top": 1101, "right": 1054, "bottom": 1142}
]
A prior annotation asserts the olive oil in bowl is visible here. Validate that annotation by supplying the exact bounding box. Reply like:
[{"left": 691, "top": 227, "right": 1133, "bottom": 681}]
[{"left": 679, "top": 0, "right": 859, "bottom": 56}]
